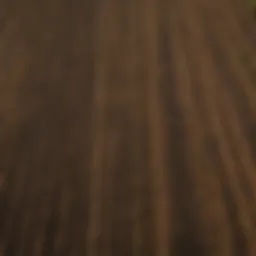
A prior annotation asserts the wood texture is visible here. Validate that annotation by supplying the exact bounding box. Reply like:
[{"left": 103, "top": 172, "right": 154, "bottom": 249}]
[{"left": 0, "top": 0, "right": 255, "bottom": 255}]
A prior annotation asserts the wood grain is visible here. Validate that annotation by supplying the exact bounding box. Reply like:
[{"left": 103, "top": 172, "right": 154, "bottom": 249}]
[{"left": 0, "top": 0, "right": 255, "bottom": 255}]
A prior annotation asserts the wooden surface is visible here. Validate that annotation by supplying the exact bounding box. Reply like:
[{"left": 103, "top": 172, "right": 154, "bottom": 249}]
[{"left": 0, "top": 0, "right": 256, "bottom": 255}]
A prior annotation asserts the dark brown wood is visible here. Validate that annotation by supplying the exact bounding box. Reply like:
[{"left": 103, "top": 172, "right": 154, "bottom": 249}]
[{"left": 0, "top": 0, "right": 256, "bottom": 255}]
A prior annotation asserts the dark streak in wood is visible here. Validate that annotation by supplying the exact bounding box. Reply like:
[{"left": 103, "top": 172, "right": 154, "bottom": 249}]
[{"left": 0, "top": 0, "right": 255, "bottom": 255}]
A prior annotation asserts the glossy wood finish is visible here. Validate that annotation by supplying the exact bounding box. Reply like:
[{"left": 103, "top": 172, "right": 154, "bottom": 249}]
[{"left": 0, "top": 0, "right": 255, "bottom": 255}]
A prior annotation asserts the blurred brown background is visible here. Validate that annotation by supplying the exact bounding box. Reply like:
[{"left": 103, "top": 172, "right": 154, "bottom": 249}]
[{"left": 0, "top": 0, "right": 256, "bottom": 255}]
